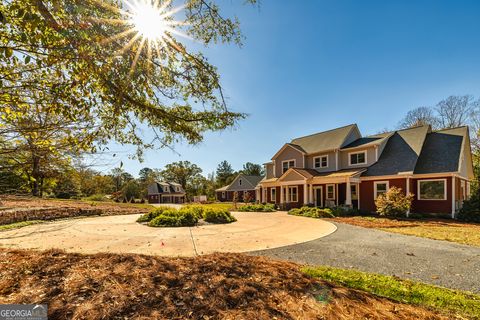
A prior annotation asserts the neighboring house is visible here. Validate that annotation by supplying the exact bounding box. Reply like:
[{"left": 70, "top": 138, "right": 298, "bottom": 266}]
[
  {"left": 216, "top": 174, "right": 264, "bottom": 202},
  {"left": 257, "top": 124, "right": 474, "bottom": 217},
  {"left": 147, "top": 181, "right": 186, "bottom": 204}
]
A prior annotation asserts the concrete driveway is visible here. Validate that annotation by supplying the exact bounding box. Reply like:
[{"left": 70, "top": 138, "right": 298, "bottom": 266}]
[{"left": 0, "top": 212, "right": 336, "bottom": 257}]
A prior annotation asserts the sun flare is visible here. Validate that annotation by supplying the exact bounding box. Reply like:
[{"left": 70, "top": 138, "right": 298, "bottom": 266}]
[{"left": 130, "top": 2, "right": 167, "bottom": 41}]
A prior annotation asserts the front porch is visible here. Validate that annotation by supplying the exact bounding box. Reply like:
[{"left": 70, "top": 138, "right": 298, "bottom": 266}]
[{"left": 257, "top": 168, "right": 363, "bottom": 210}]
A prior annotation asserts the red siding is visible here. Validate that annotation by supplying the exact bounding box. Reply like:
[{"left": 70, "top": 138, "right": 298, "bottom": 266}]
[
  {"left": 411, "top": 177, "right": 452, "bottom": 214},
  {"left": 359, "top": 178, "right": 407, "bottom": 213}
]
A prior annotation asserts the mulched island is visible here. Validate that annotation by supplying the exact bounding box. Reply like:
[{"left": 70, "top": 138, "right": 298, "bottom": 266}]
[{"left": 0, "top": 249, "right": 451, "bottom": 319}]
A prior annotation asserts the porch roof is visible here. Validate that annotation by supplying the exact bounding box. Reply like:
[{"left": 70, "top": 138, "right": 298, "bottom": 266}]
[{"left": 261, "top": 168, "right": 366, "bottom": 185}]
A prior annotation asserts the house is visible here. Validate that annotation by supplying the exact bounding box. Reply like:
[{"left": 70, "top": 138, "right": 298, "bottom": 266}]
[
  {"left": 216, "top": 174, "right": 263, "bottom": 202},
  {"left": 257, "top": 124, "right": 474, "bottom": 218},
  {"left": 147, "top": 181, "right": 186, "bottom": 204}
]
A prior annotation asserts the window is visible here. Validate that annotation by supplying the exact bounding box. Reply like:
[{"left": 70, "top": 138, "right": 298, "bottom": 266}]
[
  {"left": 418, "top": 179, "right": 446, "bottom": 200},
  {"left": 270, "top": 188, "right": 276, "bottom": 202},
  {"left": 326, "top": 184, "right": 335, "bottom": 200},
  {"left": 374, "top": 181, "right": 389, "bottom": 199},
  {"left": 239, "top": 179, "right": 242, "bottom": 186},
  {"left": 282, "top": 160, "right": 295, "bottom": 173},
  {"left": 349, "top": 151, "right": 367, "bottom": 166},
  {"left": 289, "top": 186, "right": 298, "bottom": 202},
  {"left": 314, "top": 155, "right": 328, "bottom": 168},
  {"left": 351, "top": 184, "right": 358, "bottom": 200}
]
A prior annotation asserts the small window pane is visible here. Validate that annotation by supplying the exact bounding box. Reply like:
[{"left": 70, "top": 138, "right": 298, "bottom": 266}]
[
  {"left": 321, "top": 156, "right": 328, "bottom": 167},
  {"left": 419, "top": 181, "right": 445, "bottom": 200},
  {"left": 314, "top": 158, "right": 320, "bottom": 168}
]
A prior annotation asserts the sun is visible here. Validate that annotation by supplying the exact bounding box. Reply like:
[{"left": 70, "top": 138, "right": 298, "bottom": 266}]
[{"left": 130, "top": 1, "right": 167, "bottom": 41}]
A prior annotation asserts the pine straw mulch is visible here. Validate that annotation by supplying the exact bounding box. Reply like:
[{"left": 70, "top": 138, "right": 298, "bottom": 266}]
[
  {"left": 329, "top": 216, "right": 480, "bottom": 230},
  {"left": 0, "top": 249, "right": 451, "bottom": 320}
]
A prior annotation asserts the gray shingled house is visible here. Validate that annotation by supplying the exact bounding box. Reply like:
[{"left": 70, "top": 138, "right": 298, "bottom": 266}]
[
  {"left": 257, "top": 124, "right": 474, "bottom": 217},
  {"left": 216, "top": 174, "right": 264, "bottom": 202},
  {"left": 147, "top": 181, "right": 186, "bottom": 204}
]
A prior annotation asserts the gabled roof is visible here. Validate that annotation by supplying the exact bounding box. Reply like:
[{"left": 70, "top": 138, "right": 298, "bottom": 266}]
[
  {"left": 215, "top": 174, "right": 264, "bottom": 191},
  {"left": 341, "top": 132, "right": 393, "bottom": 150},
  {"left": 414, "top": 126, "right": 467, "bottom": 174},
  {"left": 147, "top": 181, "right": 185, "bottom": 194},
  {"left": 362, "top": 125, "right": 431, "bottom": 177},
  {"left": 289, "top": 124, "right": 359, "bottom": 154}
]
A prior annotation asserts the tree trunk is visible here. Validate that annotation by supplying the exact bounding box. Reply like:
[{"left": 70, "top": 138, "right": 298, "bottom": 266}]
[{"left": 31, "top": 156, "right": 40, "bottom": 197}]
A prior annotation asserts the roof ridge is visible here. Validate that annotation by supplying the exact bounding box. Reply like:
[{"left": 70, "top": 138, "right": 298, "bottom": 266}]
[
  {"left": 433, "top": 125, "right": 468, "bottom": 132},
  {"left": 290, "top": 123, "right": 357, "bottom": 141}
]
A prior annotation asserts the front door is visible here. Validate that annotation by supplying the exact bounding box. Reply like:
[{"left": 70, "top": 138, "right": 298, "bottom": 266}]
[{"left": 314, "top": 187, "right": 323, "bottom": 207}]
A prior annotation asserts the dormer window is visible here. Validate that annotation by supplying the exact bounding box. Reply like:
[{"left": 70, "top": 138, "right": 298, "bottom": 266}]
[
  {"left": 314, "top": 155, "right": 328, "bottom": 169},
  {"left": 282, "top": 160, "right": 295, "bottom": 173},
  {"left": 349, "top": 151, "right": 367, "bottom": 166}
]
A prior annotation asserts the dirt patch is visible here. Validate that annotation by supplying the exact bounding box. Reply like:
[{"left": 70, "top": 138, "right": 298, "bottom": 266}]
[
  {"left": 0, "top": 196, "right": 150, "bottom": 225},
  {"left": 0, "top": 249, "right": 450, "bottom": 319}
]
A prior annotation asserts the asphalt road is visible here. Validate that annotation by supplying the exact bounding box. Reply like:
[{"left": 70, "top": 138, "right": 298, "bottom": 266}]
[{"left": 252, "top": 222, "right": 480, "bottom": 293}]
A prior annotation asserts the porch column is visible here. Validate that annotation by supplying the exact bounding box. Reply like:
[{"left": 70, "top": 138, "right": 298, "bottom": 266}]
[
  {"left": 286, "top": 186, "right": 290, "bottom": 203},
  {"left": 451, "top": 176, "right": 456, "bottom": 219},
  {"left": 346, "top": 179, "right": 352, "bottom": 206},
  {"left": 303, "top": 183, "right": 308, "bottom": 205},
  {"left": 256, "top": 188, "right": 260, "bottom": 203},
  {"left": 280, "top": 186, "right": 284, "bottom": 204},
  {"left": 309, "top": 184, "right": 313, "bottom": 205},
  {"left": 406, "top": 178, "right": 410, "bottom": 217}
]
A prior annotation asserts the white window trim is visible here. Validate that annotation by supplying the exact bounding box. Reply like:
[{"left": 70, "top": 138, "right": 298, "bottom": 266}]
[
  {"left": 417, "top": 179, "right": 447, "bottom": 201},
  {"left": 270, "top": 188, "right": 276, "bottom": 202},
  {"left": 348, "top": 151, "right": 367, "bottom": 166},
  {"left": 282, "top": 159, "right": 296, "bottom": 173},
  {"left": 288, "top": 186, "right": 298, "bottom": 202},
  {"left": 313, "top": 155, "right": 329, "bottom": 169},
  {"left": 374, "top": 181, "right": 389, "bottom": 199},
  {"left": 326, "top": 184, "right": 335, "bottom": 200}
]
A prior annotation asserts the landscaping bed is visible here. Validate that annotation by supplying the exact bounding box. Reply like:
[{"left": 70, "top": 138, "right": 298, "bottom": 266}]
[
  {"left": 0, "top": 248, "right": 461, "bottom": 320},
  {"left": 0, "top": 196, "right": 151, "bottom": 225},
  {"left": 137, "top": 205, "right": 236, "bottom": 227}
]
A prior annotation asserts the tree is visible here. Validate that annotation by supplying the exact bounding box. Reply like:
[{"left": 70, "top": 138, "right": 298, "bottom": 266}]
[
  {"left": 241, "top": 162, "right": 264, "bottom": 176},
  {"left": 0, "top": 104, "right": 94, "bottom": 196},
  {"left": 159, "top": 161, "right": 202, "bottom": 192},
  {"left": 398, "top": 107, "right": 439, "bottom": 129},
  {"left": 1, "top": 0, "right": 255, "bottom": 158},
  {"left": 138, "top": 168, "right": 154, "bottom": 182},
  {"left": 121, "top": 179, "right": 141, "bottom": 200},
  {"left": 216, "top": 160, "right": 235, "bottom": 186},
  {"left": 435, "top": 95, "right": 478, "bottom": 129},
  {"left": 110, "top": 167, "right": 133, "bottom": 192}
]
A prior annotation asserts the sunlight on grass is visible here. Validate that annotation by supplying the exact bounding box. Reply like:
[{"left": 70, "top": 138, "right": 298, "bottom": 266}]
[
  {"left": 0, "top": 220, "right": 45, "bottom": 231},
  {"left": 303, "top": 265, "right": 480, "bottom": 319}
]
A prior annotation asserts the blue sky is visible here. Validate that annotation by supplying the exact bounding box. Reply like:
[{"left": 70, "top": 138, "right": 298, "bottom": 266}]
[{"left": 95, "top": 0, "right": 480, "bottom": 177}]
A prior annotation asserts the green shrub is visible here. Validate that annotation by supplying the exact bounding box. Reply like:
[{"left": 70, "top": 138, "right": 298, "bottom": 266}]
[
  {"left": 137, "top": 207, "right": 169, "bottom": 223},
  {"left": 237, "top": 203, "right": 276, "bottom": 212},
  {"left": 148, "top": 209, "right": 198, "bottom": 227},
  {"left": 375, "top": 187, "right": 414, "bottom": 217},
  {"left": 182, "top": 205, "right": 205, "bottom": 219},
  {"left": 330, "top": 206, "right": 360, "bottom": 217},
  {"left": 457, "top": 192, "right": 480, "bottom": 222},
  {"left": 288, "top": 206, "right": 334, "bottom": 218},
  {"left": 203, "top": 208, "right": 237, "bottom": 224}
]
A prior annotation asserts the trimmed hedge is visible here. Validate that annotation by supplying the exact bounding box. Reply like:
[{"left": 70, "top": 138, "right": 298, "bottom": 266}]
[
  {"left": 237, "top": 203, "right": 276, "bottom": 212},
  {"left": 288, "top": 206, "right": 335, "bottom": 218},
  {"left": 203, "top": 208, "right": 237, "bottom": 224},
  {"left": 137, "top": 205, "right": 237, "bottom": 227},
  {"left": 136, "top": 207, "right": 170, "bottom": 223},
  {"left": 148, "top": 209, "right": 198, "bottom": 227}
]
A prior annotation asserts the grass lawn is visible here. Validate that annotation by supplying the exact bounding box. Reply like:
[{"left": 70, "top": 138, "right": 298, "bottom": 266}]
[
  {"left": 0, "top": 249, "right": 460, "bottom": 319},
  {"left": 303, "top": 265, "right": 480, "bottom": 319},
  {"left": 331, "top": 216, "right": 480, "bottom": 247},
  {"left": 0, "top": 220, "right": 45, "bottom": 231}
]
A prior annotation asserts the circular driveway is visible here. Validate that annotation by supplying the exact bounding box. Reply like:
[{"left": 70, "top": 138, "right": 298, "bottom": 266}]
[{"left": 0, "top": 212, "right": 336, "bottom": 256}]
